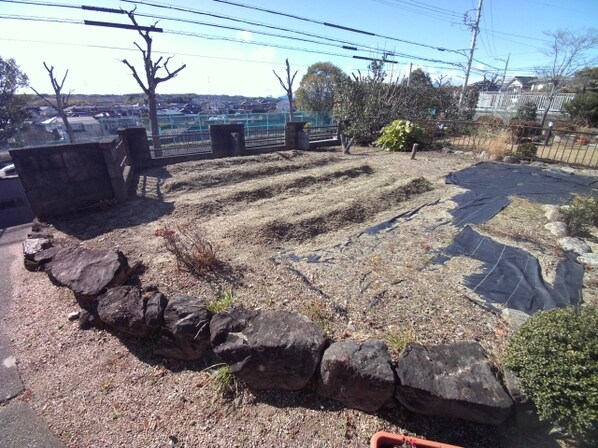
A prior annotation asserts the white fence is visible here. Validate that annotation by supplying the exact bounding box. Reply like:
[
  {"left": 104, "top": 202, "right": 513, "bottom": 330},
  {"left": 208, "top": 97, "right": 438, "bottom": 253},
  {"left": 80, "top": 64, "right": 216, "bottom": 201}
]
[{"left": 476, "top": 92, "right": 575, "bottom": 113}]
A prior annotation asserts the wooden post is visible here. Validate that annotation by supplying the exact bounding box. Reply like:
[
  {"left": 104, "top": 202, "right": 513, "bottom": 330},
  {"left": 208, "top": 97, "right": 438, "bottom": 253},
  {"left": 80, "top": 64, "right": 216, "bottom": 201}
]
[{"left": 410, "top": 143, "right": 419, "bottom": 160}]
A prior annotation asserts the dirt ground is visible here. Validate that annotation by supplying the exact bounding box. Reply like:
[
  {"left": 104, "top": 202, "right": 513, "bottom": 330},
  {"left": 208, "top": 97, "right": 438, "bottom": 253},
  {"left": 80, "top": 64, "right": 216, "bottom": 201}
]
[{"left": 7, "top": 147, "right": 585, "bottom": 447}]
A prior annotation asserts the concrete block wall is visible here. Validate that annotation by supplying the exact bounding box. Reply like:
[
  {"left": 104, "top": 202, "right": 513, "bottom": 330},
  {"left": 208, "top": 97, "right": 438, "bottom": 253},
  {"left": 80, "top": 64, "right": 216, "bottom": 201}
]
[{"left": 9, "top": 140, "right": 126, "bottom": 219}]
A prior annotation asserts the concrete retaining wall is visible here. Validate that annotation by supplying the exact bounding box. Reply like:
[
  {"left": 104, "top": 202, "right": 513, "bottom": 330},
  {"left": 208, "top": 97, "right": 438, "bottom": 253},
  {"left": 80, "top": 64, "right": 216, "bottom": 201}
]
[{"left": 9, "top": 139, "right": 131, "bottom": 219}]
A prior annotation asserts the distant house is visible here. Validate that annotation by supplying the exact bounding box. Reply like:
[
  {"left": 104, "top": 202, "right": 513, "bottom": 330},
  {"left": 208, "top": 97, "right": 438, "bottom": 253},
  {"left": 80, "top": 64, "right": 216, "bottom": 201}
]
[
  {"left": 276, "top": 98, "right": 292, "bottom": 113},
  {"left": 502, "top": 76, "right": 555, "bottom": 93},
  {"left": 41, "top": 116, "right": 103, "bottom": 140}
]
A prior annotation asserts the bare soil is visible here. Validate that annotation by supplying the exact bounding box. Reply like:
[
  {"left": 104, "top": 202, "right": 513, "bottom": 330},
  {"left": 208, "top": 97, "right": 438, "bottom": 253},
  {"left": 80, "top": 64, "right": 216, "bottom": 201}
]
[{"left": 6, "top": 148, "right": 579, "bottom": 447}]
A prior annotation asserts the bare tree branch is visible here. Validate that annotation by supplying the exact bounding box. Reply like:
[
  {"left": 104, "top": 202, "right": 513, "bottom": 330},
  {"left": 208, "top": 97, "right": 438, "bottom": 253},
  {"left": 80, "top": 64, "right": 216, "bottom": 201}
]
[
  {"left": 121, "top": 8, "right": 186, "bottom": 148},
  {"left": 122, "top": 59, "right": 149, "bottom": 94},
  {"left": 34, "top": 62, "right": 75, "bottom": 142},
  {"left": 273, "top": 58, "right": 298, "bottom": 120}
]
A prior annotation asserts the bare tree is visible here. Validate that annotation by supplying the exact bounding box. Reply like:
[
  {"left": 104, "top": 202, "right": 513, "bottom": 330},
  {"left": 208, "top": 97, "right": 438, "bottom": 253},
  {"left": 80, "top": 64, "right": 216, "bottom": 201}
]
[
  {"left": 30, "top": 62, "right": 75, "bottom": 143},
  {"left": 536, "top": 28, "right": 598, "bottom": 127},
  {"left": 121, "top": 9, "right": 186, "bottom": 148},
  {"left": 273, "top": 59, "right": 298, "bottom": 120}
]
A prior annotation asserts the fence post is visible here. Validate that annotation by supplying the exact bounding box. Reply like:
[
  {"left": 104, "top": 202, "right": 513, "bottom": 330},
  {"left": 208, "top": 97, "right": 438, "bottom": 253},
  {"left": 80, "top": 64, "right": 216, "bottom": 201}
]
[
  {"left": 410, "top": 143, "right": 419, "bottom": 160},
  {"left": 543, "top": 121, "right": 553, "bottom": 146}
]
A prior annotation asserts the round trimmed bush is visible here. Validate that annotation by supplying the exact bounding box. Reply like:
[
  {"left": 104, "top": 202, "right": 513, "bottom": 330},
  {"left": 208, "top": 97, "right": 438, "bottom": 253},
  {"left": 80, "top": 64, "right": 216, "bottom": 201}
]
[
  {"left": 505, "top": 306, "right": 598, "bottom": 445},
  {"left": 514, "top": 142, "right": 538, "bottom": 159},
  {"left": 376, "top": 120, "right": 424, "bottom": 152}
]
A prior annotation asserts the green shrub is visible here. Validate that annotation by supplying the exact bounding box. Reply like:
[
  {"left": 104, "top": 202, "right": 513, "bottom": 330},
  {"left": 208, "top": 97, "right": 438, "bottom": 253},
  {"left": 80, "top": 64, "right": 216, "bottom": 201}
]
[
  {"left": 505, "top": 306, "right": 598, "bottom": 445},
  {"left": 564, "top": 92, "right": 598, "bottom": 127},
  {"left": 514, "top": 142, "right": 538, "bottom": 159},
  {"left": 561, "top": 195, "right": 598, "bottom": 236},
  {"left": 515, "top": 101, "right": 538, "bottom": 121},
  {"left": 206, "top": 289, "right": 234, "bottom": 314},
  {"left": 385, "top": 327, "right": 415, "bottom": 353},
  {"left": 209, "top": 365, "right": 239, "bottom": 397},
  {"left": 376, "top": 119, "right": 424, "bottom": 152}
]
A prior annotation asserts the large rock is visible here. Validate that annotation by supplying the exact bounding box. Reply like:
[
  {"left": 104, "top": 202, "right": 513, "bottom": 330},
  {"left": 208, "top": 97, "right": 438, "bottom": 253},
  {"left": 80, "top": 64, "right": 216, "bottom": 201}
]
[
  {"left": 144, "top": 292, "right": 167, "bottom": 329},
  {"left": 96, "top": 285, "right": 148, "bottom": 337},
  {"left": 544, "top": 222, "right": 567, "bottom": 237},
  {"left": 543, "top": 204, "right": 562, "bottom": 222},
  {"left": 32, "top": 246, "right": 62, "bottom": 269},
  {"left": 210, "top": 307, "right": 327, "bottom": 390},
  {"left": 559, "top": 237, "right": 592, "bottom": 254},
  {"left": 45, "top": 247, "right": 131, "bottom": 308},
  {"left": 501, "top": 308, "right": 531, "bottom": 330},
  {"left": 317, "top": 339, "right": 395, "bottom": 412},
  {"left": 22, "top": 238, "right": 52, "bottom": 271},
  {"left": 578, "top": 253, "right": 598, "bottom": 267},
  {"left": 153, "top": 295, "right": 212, "bottom": 360},
  {"left": 395, "top": 342, "right": 513, "bottom": 425}
]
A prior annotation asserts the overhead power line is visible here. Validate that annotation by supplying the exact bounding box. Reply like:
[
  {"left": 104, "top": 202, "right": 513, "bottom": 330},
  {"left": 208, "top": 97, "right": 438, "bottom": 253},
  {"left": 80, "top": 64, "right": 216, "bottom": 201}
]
[
  {"left": 372, "top": 0, "right": 463, "bottom": 23},
  {"left": 0, "top": 14, "right": 464, "bottom": 69},
  {"left": 131, "top": 0, "right": 467, "bottom": 55}
]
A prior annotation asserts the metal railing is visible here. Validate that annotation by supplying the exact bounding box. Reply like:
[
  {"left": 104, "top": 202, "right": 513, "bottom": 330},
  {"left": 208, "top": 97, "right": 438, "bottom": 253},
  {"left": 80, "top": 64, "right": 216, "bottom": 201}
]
[
  {"left": 148, "top": 131, "right": 212, "bottom": 159},
  {"left": 476, "top": 92, "right": 575, "bottom": 112},
  {"left": 416, "top": 119, "right": 598, "bottom": 167},
  {"left": 308, "top": 125, "right": 338, "bottom": 142},
  {"left": 245, "top": 125, "right": 286, "bottom": 148}
]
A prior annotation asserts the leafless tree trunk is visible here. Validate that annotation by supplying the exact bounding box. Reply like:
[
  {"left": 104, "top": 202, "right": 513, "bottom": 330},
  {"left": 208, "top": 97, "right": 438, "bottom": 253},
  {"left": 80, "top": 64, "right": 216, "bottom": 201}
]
[
  {"left": 273, "top": 59, "right": 298, "bottom": 121},
  {"left": 121, "top": 9, "right": 186, "bottom": 149},
  {"left": 30, "top": 63, "right": 75, "bottom": 143},
  {"left": 340, "top": 134, "right": 354, "bottom": 154}
]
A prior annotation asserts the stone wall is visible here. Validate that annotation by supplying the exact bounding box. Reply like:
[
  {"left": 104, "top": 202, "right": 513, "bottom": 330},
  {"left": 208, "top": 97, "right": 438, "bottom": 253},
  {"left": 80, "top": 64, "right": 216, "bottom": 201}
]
[
  {"left": 9, "top": 138, "right": 131, "bottom": 219},
  {"left": 22, "top": 233, "right": 534, "bottom": 431}
]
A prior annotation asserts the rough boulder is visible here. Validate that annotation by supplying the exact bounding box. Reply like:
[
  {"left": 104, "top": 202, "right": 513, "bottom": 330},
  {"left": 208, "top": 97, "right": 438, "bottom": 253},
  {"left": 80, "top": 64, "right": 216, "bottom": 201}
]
[
  {"left": 153, "top": 295, "right": 212, "bottom": 360},
  {"left": 22, "top": 237, "right": 53, "bottom": 271},
  {"left": 95, "top": 286, "right": 149, "bottom": 337},
  {"left": 395, "top": 342, "right": 513, "bottom": 425},
  {"left": 45, "top": 247, "right": 131, "bottom": 308},
  {"left": 210, "top": 307, "right": 327, "bottom": 390},
  {"left": 318, "top": 339, "right": 395, "bottom": 412}
]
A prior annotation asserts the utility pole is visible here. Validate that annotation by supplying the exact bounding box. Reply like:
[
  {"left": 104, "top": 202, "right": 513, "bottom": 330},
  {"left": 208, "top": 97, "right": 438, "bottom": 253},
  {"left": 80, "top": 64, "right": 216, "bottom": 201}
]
[
  {"left": 500, "top": 53, "right": 510, "bottom": 88},
  {"left": 458, "top": 0, "right": 483, "bottom": 108},
  {"left": 407, "top": 62, "right": 413, "bottom": 86}
]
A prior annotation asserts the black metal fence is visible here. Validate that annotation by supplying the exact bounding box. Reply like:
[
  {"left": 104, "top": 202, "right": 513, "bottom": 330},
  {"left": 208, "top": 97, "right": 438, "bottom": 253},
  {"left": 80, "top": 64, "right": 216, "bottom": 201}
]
[
  {"left": 148, "top": 131, "right": 212, "bottom": 158},
  {"left": 414, "top": 120, "right": 598, "bottom": 167},
  {"left": 307, "top": 125, "right": 338, "bottom": 142},
  {"left": 245, "top": 125, "right": 286, "bottom": 148}
]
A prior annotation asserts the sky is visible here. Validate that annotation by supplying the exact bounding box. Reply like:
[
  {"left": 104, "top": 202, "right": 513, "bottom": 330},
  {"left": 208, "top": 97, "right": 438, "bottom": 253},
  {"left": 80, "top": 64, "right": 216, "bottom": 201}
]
[{"left": 0, "top": 0, "right": 597, "bottom": 97}]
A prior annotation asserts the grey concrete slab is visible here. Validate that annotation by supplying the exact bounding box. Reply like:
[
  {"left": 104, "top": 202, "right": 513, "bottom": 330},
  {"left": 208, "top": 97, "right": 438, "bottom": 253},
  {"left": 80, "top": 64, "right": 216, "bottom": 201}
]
[
  {"left": 0, "top": 224, "right": 64, "bottom": 447},
  {"left": 0, "top": 402, "right": 64, "bottom": 448},
  {"left": 0, "top": 337, "right": 23, "bottom": 403},
  {"left": 0, "top": 224, "right": 29, "bottom": 403}
]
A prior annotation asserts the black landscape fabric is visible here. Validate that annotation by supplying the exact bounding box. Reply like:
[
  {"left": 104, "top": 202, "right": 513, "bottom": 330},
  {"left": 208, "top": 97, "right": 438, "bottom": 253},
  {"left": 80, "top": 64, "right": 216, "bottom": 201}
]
[
  {"left": 447, "top": 162, "right": 597, "bottom": 226},
  {"left": 435, "top": 226, "right": 584, "bottom": 314}
]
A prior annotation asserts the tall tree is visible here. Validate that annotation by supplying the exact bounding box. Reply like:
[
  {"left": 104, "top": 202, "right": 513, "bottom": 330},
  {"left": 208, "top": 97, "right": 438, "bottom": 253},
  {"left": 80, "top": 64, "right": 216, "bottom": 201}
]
[
  {"left": 333, "top": 60, "right": 403, "bottom": 153},
  {"left": 273, "top": 59, "right": 298, "bottom": 120},
  {"left": 566, "top": 66, "right": 598, "bottom": 93},
  {"left": 536, "top": 28, "right": 598, "bottom": 127},
  {"left": 0, "top": 56, "right": 28, "bottom": 146},
  {"left": 295, "top": 62, "right": 344, "bottom": 115},
  {"left": 121, "top": 10, "right": 186, "bottom": 148},
  {"left": 30, "top": 62, "right": 75, "bottom": 143},
  {"left": 403, "top": 68, "right": 432, "bottom": 88}
]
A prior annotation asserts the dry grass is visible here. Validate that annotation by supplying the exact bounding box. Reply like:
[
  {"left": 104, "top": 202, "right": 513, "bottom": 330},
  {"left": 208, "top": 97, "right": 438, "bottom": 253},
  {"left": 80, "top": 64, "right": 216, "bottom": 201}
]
[
  {"left": 486, "top": 129, "right": 514, "bottom": 159},
  {"left": 8, "top": 148, "right": 572, "bottom": 447},
  {"left": 154, "top": 225, "right": 220, "bottom": 275}
]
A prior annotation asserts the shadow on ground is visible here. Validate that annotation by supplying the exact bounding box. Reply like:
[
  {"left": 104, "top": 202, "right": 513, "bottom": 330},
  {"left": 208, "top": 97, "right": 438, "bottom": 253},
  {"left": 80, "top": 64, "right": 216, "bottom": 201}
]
[{"left": 48, "top": 167, "right": 175, "bottom": 240}]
